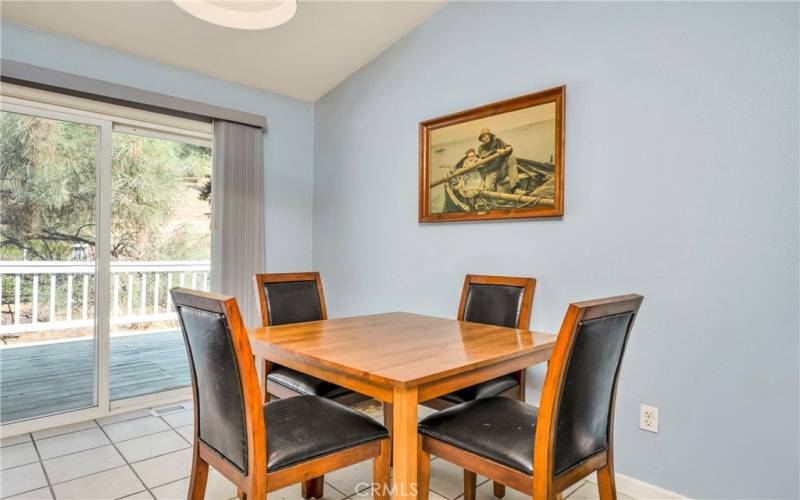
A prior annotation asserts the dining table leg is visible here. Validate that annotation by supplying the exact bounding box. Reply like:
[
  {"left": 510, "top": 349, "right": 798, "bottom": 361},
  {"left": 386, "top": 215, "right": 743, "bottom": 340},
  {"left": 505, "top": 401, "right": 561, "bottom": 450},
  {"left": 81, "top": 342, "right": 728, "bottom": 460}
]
[{"left": 391, "top": 386, "right": 419, "bottom": 499}]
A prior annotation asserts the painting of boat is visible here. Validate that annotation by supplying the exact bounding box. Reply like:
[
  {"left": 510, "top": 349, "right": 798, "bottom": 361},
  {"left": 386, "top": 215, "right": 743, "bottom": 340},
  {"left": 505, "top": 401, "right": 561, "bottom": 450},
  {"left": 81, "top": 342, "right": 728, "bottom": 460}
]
[
  {"left": 419, "top": 86, "right": 565, "bottom": 222},
  {"left": 441, "top": 156, "right": 556, "bottom": 213}
]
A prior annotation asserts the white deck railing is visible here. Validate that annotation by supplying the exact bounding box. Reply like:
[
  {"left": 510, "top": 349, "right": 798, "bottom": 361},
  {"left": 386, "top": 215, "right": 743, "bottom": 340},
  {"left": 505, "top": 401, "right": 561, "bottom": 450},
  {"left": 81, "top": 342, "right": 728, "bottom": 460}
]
[{"left": 0, "top": 261, "right": 210, "bottom": 335}]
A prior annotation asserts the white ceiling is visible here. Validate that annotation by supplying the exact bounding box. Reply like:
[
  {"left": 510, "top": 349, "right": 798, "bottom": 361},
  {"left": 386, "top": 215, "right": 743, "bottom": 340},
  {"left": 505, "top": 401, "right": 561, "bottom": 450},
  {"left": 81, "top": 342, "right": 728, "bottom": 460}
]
[{"left": 0, "top": 1, "right": 444, "bottom": 101}]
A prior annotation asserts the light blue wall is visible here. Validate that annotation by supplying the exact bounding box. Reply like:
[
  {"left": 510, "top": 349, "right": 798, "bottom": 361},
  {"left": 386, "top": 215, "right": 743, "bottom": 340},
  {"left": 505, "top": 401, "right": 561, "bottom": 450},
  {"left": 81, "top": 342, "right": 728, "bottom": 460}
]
[
  {"left": 313, "top": 2, "right": 799, "bottom": 498},
  {"left": 1, "top": 21, "right": 314, "bottom": 272},
  {"left": 4, "top": 5, "right": 798, "bottom": 497}
]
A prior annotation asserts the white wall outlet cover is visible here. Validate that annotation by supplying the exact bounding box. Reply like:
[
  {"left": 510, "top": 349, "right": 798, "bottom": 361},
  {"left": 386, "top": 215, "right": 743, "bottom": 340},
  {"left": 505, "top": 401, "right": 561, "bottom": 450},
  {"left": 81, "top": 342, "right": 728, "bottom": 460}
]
[{"left": 640, "top": 404, "right": 659, "bottom": 433}]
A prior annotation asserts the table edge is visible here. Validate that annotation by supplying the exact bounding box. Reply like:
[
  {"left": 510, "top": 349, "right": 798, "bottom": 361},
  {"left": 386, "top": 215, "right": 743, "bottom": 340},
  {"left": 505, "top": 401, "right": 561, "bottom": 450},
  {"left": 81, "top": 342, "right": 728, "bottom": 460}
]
[{"left": 249, "top": 327, "right": 557, "bottom": 389}]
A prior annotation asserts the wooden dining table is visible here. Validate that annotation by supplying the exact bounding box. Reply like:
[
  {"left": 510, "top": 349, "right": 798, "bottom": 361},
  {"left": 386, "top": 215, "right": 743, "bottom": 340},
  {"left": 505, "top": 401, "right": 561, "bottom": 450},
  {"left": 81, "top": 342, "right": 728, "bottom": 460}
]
[{"left": 248, "top": 311, "right": 557, "bottom": 499}]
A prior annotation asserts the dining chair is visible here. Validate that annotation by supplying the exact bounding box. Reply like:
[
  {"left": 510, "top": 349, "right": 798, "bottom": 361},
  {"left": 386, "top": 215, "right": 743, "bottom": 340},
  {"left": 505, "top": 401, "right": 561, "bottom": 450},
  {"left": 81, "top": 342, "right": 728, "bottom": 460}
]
[
  {"left": 417, "top": 294, "right": 644, "bottom": 500},
  {"left": 171, "top": 288, "right": 391, "bottom": 500},
  {"left": 416, "top": 274, "right": 535, "bottom": 497},
  {"left": 253, "top": 272, "right": 370, "bottom": 407},
  {"left": 421, "top": 275, "right": 536, "bottom": 412}
]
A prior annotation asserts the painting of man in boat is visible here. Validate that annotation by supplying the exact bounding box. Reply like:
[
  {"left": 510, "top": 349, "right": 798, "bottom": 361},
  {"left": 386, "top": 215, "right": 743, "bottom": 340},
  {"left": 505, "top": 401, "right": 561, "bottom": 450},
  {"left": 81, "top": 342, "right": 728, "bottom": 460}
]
[{"left": 419, "top": 86, "right": 565, "bottom": 222}]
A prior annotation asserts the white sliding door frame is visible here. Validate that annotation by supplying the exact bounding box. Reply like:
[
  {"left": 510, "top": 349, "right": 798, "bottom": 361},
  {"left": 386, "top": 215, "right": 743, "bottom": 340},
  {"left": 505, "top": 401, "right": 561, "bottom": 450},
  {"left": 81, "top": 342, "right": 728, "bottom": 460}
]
[
  {"left": 0, "top": 91, "right": 208, "bottom": 436},
  {"left": 0, "top": 101, "right": 113, "bottom": 436}
]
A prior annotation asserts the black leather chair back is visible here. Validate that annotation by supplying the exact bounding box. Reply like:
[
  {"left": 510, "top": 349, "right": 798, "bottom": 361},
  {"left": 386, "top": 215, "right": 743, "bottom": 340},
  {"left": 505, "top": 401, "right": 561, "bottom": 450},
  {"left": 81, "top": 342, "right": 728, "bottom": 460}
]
[
  {"left": 263, "top": 280, "right": 323, "bottom": 326},
  {"left": 552, "top": 311, "right": 636, "bottom": 475},
  {"left": 175, "top": 296, "right": 249, "bottom": 473},
  {"left": 462, "top": 283, "right": 526, "bottom": 328}
]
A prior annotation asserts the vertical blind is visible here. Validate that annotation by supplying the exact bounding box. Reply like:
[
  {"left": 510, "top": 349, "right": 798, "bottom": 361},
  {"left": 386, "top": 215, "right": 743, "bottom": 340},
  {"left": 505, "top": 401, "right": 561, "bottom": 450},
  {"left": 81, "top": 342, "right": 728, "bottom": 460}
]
[{"left": 211, "top": 120, "right": 266, "bottom": 327}]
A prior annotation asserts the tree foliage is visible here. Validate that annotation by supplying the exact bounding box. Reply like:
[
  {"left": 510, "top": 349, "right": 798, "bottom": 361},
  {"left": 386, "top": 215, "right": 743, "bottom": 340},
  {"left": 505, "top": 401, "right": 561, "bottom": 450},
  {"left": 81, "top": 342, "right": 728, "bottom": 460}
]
[{"left": 0, "top": 111, "right": 212, "bottom": 262}]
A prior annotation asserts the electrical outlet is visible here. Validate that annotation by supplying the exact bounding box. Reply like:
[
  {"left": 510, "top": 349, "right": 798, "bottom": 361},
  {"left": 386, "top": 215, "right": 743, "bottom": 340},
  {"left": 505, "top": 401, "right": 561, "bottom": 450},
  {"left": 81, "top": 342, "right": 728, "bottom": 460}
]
[{"left": 640, "top": 404, "right": 659, "bottom": 433}]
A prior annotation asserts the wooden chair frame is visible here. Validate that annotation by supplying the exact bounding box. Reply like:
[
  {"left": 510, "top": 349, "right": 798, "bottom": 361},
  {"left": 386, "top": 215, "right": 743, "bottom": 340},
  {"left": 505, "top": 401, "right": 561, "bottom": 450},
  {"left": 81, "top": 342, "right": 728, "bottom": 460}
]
[
  {"left": 456, "top": 275, "right": 536, "bottom": 331},
  {"left": 254, "top": 272, "right": 328, "bottom": 327},
  {"left": 253, "top": 272, "right": 371, "bottom": 407},
  {"left": 419, "top": 275, "right": 535, "bottom": 498},
  {"left": 421, "top": 274, "right": 536, "bottom": 412},
  {"left": 171, "top": 288, "right": 391, "bottom": 500},
  {"left": 417, "top": 294, "right": 643, "bottom": 500}
]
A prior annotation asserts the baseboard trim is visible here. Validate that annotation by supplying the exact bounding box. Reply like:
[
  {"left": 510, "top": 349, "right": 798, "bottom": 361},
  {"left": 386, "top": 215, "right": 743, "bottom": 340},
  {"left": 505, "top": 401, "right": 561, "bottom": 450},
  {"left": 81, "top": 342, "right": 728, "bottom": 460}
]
[{"left": 584, "top": 472, "right": 689, "bottom": 499}]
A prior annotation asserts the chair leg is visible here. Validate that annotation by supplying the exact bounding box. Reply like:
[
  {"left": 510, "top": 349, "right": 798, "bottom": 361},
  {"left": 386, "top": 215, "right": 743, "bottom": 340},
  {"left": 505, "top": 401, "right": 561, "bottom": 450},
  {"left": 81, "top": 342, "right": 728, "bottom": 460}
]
[
  {"left": 188, "top": 448, "right": 209, "bottom": 500},
  {"left": 463, "top": 470, "right": 477, "bottom": 500},
  {"left": 597, "top": 462, "right": 617, "bottom": 500},
  {"left": 373, "top": 438, "right": 392, "bottom": 500},
  {"left": 236, "top": 487, "right": 247, "bottom": 499},
  {"left": 302, "top": 476, "right": 324, "bottom": 499},
  {"left": 417, "top": 436, "right": 430, "bottom": 500},
  {"left": 493, "top": 481, "right": 506, "bottom": 498}
]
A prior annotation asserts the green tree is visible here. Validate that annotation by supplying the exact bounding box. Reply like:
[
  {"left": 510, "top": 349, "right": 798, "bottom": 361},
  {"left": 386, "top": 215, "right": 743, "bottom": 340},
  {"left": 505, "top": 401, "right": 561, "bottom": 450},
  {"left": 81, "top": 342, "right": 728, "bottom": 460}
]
[
  {"left": 1, "top": 112, "right": 98, "bottom": 260},
  {"left": 0, "top": 111, "right": 212, "bottom": 262},
  {"left": 111, "top": 133, "right": 211, "bottom": 260}
]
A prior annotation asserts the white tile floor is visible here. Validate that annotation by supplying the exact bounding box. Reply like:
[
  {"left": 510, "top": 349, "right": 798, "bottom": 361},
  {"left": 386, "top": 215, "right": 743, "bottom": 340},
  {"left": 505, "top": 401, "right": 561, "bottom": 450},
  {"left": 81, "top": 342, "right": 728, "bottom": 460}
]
[{"left": 0, "top": 401, "right": 634, "bottom": 500}]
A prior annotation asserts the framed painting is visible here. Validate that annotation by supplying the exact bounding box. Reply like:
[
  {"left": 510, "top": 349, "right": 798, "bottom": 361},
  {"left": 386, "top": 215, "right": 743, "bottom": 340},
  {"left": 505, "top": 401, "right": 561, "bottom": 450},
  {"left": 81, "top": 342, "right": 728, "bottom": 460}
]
[{"left": 419, "top": 86, "right": 565, "bottom": 223}]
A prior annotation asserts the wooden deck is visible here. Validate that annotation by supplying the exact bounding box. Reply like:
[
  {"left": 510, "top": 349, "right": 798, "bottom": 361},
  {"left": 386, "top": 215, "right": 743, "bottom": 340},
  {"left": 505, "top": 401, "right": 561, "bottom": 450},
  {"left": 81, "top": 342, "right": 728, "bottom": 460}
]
[{"left": 0, "top": 330, "right": 190, "bottom": 424}]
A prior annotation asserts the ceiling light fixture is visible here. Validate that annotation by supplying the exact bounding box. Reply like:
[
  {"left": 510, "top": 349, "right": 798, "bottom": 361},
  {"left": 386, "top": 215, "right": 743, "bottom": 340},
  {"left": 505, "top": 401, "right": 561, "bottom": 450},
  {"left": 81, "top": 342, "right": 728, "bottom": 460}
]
[{"left": 173, "top": 0, "right": 297, "bottom": 30}]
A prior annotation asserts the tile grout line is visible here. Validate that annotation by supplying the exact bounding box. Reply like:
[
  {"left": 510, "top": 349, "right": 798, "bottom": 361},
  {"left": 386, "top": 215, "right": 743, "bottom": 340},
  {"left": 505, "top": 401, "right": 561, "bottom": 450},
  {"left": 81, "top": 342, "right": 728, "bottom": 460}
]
[
  {"left": 160, "top": 408, "right": 355, "bottom": 499},
  {"left": 9, "top": 406, "right": 521, "bottom": 500},
  {"left": 18, "top": 436, "right": 179, "bottom": 480},
  {"left": 28, "top": 432, "right": 57, "bottom": 500},
  {"left": 32, "top": 419, "right": 181, "bottom": 463},
  {"left": 134, "top": 414, "right": 198, "bottom": 493},
  {"left": 448, "top": 477, "right": 489, "bottom": 500},
  {"left": 116, "top": 491, "right": 152, "bottom": 500},
  {"left": 323, "top": 480, "right": 349, "bottom": 499},
  {"left": 71, "top": 449, "right": 190, "bottom": 485},
  {"left": 143, "top": 476, "right": 187, "bottom": 499},
  {"left": 343, "top": 409, "right": 450, "bottom": 500},
  {"left": 15, "top": 407, "right": 236, "bottom": 482},
  {"left": 95, "top": 419, "right": 158, "bottom": 500},
  {"left": 156, "top": 411, "right": 194, "bottom": 447},
  {"left": 16, "top": 439, "right": 192, "bottom": 491},
  {"left": 47, "top": 461, "right": 127, "bottom": 490},
  {"left": 0, "top": 435, "right": 32, "bottom": 450},
  {"left": 21, "top": 409, "right": 151, "bottom": 445},
  {"left": 564, "top": 480, "right": 587, "bottom": 499},
  {"left": 27, "top": 417, "right": 126, "bottom": 442},
  {"left": 2, "top": 409, "right": 185, "bottom": 499},
  {"left": 140, "top": 414, "right": 195, "bottom": 495},
  {"left": 161, "top": 411, "right": 353, "bottom": 500},
  {"left": 0, "top": 441, "right": 39, "bottom": 472}
]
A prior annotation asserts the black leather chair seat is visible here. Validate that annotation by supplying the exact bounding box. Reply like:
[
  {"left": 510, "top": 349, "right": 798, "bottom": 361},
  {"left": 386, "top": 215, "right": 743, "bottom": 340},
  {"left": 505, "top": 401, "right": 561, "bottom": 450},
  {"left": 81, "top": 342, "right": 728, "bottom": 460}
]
[
  {"left": 439, "top": 375, "right": 519, "bottom": 405},
  {"left": 266, "top": 395, "right": 388, "bottom": 471},
  {"left": 267, "top": 367, "right": 351, "bottom": 399},
  {"left": 418, "top": 396, "right": 537, "bottom": 474}
]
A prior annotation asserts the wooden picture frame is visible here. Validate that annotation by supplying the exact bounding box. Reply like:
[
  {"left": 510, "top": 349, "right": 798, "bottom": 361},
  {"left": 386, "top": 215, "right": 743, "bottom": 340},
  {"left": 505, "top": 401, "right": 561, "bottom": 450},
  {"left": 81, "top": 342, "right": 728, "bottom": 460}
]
[{"left": 419, "top": 86, "right": 565, "bottom": 223}]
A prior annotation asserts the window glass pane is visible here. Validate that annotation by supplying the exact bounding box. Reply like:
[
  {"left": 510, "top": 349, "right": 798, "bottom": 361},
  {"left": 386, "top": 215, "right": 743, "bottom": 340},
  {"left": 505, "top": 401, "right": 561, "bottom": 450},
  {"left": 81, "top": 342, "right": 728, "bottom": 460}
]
[
  {"left": 0, "top": 110, "right": 100, "bottom": 423},
  {"left": 109, "top": 130, "right": 211, "bottom": 401}
]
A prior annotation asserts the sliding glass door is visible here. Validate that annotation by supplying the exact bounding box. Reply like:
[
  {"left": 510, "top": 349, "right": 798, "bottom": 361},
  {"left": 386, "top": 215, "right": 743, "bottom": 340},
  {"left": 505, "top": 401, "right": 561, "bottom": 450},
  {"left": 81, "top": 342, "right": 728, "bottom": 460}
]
[
  {"left": 0, "top": 105, "right": 106, "bottom": 424},
  {"left": 0, "top": 97, "right": 212, "bottom": 429},
  {"left": 109, "top": 128, "right": 212, "bottom": 402}
]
